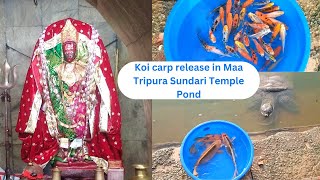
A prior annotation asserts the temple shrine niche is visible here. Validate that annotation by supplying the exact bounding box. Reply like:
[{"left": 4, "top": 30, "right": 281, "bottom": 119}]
[{"left": 15, "top": 18, "right": 124, "bottom": 179}]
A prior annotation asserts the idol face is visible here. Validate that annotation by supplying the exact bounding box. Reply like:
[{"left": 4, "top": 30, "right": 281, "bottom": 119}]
[{"left": 63, "top": 41, "right": 77, "bottom": 63}]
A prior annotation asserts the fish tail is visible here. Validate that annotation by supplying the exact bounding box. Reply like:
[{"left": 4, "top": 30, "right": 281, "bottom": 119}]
[
  {"left": 193, "top": 166, "right": 199, "bottom": 177},
  {"left": 197, "top": 32, "right": 207, "bottom": 48},
  {"left": 222, "top": 53, "right": 232, "bottom": 57},
  {"left": 234, "top": 53, "right": 240, "bottom": 58},
  {"left": 233, "top": 163, "right": 238, "bottom": 178}
]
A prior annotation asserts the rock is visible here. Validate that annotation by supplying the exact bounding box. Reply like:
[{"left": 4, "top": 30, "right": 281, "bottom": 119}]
[
  {"left": 6, "top": 27, "right": 42, "bottom": 57},
  {"left": 258, "top": 156, "right": 265, "bottom": 166},
  {"left": 4, "top": 0, "right": 42, "bottom": 27}
]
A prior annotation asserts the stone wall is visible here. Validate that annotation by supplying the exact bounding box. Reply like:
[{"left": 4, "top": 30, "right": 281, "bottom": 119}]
[{"left": 0, "top": 0, "right": 149, "bottom": 179}]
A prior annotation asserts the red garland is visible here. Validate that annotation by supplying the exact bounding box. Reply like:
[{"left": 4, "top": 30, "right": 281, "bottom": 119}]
[{"left": 21, "top": 170, "right": 43, "bottom": 179}]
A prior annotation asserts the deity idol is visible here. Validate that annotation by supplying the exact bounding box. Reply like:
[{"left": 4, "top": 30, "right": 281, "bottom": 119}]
[{"left": 15, "top": 18, "right": 122, "bottom": 172}]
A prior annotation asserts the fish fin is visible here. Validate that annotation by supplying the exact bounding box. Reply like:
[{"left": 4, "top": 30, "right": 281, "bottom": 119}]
[
  {"left": 193, "top": 167, "right": 199, "bottom": 177},
  {"left": 204, "top": 142, "right": 211, "bottom": 148},
  {"left": 217, "top": 150, "right": 224, "bottom": 154},
  {"left": 205, "top": 141, "right": 217, "bottom": 147},
  {"left": 221, "top": 53, "right": 232, "bottom": 57},
  {"left": 200, "top": 142, "right": 208, "bottom": 147},
  {"left": 195, "top": 137, "right": 203, "bottom": 141},
  {"left": 267, "top": 57, "right": 284, "bottom": 71},
  {"left": 189, "top": 144, "right": 197, "bottom": 154},
  {"left": 233, "top": 168, "right": 238, "bottom": 178},
  {"left": 231, "top": 137, "right": 236, "bottom": 142},
  {"left": 209, "top": 3, "right": 226, "bottom": 15},
  {"left": 259, "top": 60, "right": 271, "bottom": 71},
  {"left": 221, "top": 144, "right": 227, "bottom": 149},
  {"left": 200, "top": 152, "right": 217, "bottom": 164},
  {"left": 234, "top": 53, "right": 240, "bottom": 58}
]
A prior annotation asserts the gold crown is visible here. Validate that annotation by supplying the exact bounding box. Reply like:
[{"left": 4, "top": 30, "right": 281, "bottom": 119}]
[{"left": 61, "top": 19, "right": 78, "bottom": 43}]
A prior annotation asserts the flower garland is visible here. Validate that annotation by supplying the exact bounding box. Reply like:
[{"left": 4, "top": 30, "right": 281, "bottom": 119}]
[{"left": 37, "top": 24, "right": 100, "bottom": 142}]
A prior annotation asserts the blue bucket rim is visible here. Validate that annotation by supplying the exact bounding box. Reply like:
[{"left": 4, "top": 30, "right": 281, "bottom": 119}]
[
  {"left": 164, "top": 0, "right": 311, "bottom": 72},
  {"left": 179, "top": 120, "right": 254, "bottom": 180}
]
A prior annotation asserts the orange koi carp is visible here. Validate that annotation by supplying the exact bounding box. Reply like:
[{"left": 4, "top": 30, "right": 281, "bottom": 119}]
[
  {"left": 268, "top": 18, "right": 289, "bottom": 30},
  {"left": 255, "top": 11, "right": 275, "bottom": 27},
  {"left": 209, "top": 28, "right": 216, "bottom": 43},
  {"left": 233, "top": 14, "right": 239, "bottom": 29},
  {"left": 243, "top": 33, "right": 250, "bottom": 47},
  {"left": 266, "top": 11, "right": 284, "bottom": 18},
  {"left": 193, "top": 140, "right": 222, "bottom": 177},
  {"left": 238, "top": 48, "right": 253, "bottom": 61},
  {"left": 258, "top": 2, "right": 274, "bottom": 10},
  {"left": 242, "top": 0, "right": 254, "bottom": 9},
  {"left": 211, "top": 16, "right": 221, "bottom": 33},
  {"left": 225, "top": 45, "right": 238, "bottom": 56},
  {"left": 248, "top": 12, "right": 263, "bottom": 23},
  {"left": 223, "top": 25, "right": 229, "bottom": 44},
  {"left": 226, "top": 0, "right": 232, "bottom": 15},
  {"left": 273, "top": 45, "right": 282, "bottom": 57},
  {"left": 189, "top": 134, "right": 221, "bottom": 154},
  {"left": 235, "top": 40, "right": 248, "bottom": 53},
  {"left": 227, "top": 13, "right": 233, "bottom": 34},
  {"left": 239, "top": 8, "right": 246, "bottom": 23},
  {"left": 270, "top": 23, "right": 281, "bottom": 43},
  {"left": 250, "top": 48, "right": 258, "bottom": 64},
  {"left": 220, "top": 7, "right": 225, "bottom": 26},
  {"left": 253, "top": 39, "right": 264, "bottom": 57},
  {"left": 199, "top": 36, "right": 231, "bottom": 57},
  {"left": 234, "top": 30, "right": 242, "bottom": 41},
  {"left": 221, "top": 133, "right": 238, "bottom": 179},
  {"left": 260, "top": 39, "right": 274, "bottom": 56},
  {"left": 262, "top": 6, "right": 280, "bottom": 13},
  {"left": 246, "top": 22, "right": 269, "bottom": 30}
]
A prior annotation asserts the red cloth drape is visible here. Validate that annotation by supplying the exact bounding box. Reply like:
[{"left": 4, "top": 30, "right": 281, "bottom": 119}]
[{"left": 15, "top": 18, "right": 122, "bottom": 166}]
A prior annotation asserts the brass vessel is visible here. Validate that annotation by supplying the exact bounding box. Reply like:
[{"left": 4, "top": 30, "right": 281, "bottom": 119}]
[
  {"left": 52, "top": 167, "right": 61, "bottom": 180},
  {"left": 131, "top": 164, "right": 151, "bottom": 180},
  {"left": 95, "top": 165, "right": 105, "bottom": 180}
]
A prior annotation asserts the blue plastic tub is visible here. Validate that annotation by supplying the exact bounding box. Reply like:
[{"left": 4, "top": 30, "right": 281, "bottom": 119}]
[
  {"left": 164, "top": 0, "right": 311, "bottom": 72},
  {"left": 180, "top": 120, "right": 254, "bottom": 180}
]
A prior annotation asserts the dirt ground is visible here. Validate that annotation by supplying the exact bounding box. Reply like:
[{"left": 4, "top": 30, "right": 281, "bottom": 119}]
[
  {"left": 152, "top": 0, "right": 320, "bottom": 71},
  {"left": 152, "top": 127, "right": 320, "bottom": 180}
]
